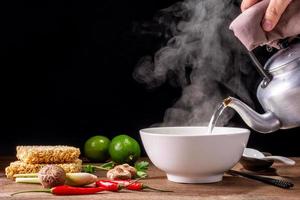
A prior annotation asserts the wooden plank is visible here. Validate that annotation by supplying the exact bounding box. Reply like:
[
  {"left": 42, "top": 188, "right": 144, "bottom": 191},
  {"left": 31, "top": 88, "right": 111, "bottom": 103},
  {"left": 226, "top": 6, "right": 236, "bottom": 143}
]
[{"left": 0, "top": 157, "right": 299, "bottom": 200}]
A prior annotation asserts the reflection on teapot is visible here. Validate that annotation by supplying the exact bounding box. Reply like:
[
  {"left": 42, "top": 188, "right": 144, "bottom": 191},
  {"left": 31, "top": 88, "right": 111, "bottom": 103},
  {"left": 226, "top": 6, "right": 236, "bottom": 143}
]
[{"left": 225, "top": 42, "right": 300, "bottom": 133}]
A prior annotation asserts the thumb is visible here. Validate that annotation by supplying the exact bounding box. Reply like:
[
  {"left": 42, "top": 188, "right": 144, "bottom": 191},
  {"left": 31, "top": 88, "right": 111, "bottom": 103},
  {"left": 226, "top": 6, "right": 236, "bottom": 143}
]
[{"left": 262, "top": 0, "right": 292, "bottom": 32}]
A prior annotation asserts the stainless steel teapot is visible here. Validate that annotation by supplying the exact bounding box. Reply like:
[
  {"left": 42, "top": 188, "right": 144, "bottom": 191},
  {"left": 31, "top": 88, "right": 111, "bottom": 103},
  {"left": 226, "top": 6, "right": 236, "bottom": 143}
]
[{"left": 225, "top": 42, "right": 300, "bottom": 133}]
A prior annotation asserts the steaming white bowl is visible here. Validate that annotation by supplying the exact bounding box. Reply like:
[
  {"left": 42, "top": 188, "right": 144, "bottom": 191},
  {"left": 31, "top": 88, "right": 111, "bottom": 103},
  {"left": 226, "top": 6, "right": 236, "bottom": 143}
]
[{"left": 140, "top": 126, "right": 250, "bottom": 183}]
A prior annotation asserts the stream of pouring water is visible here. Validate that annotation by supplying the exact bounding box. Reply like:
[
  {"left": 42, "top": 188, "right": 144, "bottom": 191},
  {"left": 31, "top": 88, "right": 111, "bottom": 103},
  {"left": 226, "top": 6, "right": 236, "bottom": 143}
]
[{"left": 207, "top": 103, "right": 226, "bottom": 134}]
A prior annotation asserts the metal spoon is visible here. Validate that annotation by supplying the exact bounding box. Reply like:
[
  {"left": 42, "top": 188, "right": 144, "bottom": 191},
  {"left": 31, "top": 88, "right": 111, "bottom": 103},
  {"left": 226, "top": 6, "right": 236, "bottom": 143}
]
[{"left": 243, "top": 148, "right": 295, "bottom": 166}]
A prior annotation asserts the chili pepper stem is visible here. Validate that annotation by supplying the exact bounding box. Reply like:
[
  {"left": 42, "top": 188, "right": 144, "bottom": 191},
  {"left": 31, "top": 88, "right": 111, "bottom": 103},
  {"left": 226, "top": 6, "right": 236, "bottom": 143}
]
[
  {"left": 142, "top": 185, "right": 173, "bottom": 192},
  {"left": 93, "top": 166, "right": 110, "bottom": 171},
  {"left": 128, "top": 155, "right": 134, "bottom": 162},
  {"left": 11, "top": 189, "right": 51, "bottom": 196},
  {"left": 117, "top": 184, "right": 123, "bottom": 190}
]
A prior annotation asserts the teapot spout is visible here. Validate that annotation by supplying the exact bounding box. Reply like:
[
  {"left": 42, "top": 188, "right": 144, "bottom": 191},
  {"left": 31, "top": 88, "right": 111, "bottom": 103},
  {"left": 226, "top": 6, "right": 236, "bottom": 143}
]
[{"left": 224, "top": 97, "right": 281, "bottom": 133}]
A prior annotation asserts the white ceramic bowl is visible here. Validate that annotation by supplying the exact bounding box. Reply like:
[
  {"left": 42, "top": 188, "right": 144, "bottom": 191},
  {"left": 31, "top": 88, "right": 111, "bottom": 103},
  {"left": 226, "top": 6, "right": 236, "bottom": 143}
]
[{"left": 140, "top": 126, "right": 250, "bottom": 183}]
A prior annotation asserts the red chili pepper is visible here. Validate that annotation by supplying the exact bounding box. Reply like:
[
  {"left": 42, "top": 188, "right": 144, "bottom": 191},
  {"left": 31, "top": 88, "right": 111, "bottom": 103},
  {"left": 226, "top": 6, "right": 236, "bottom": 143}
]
[
  {"left": 11, "top": 185, "right": 110, "bottom": 196},
  {"left": 95, "top": 181, "right": 120, "bottom": 192},
  {"left": 51, "top": 185, "right": 107, "bottom": 195},
  {"left": 96, "top": 180, "right": 172, "bottom": 192}
]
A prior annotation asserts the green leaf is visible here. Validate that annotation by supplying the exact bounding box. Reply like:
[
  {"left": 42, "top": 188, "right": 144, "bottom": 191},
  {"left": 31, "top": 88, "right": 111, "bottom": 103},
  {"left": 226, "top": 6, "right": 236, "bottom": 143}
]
[
  {"left": 136, "top": 171, "right": 148, "bottom": 178},
  {"left": 134, "top": 161, "right": 149, "bottom": 178},
  {"left": 82, "top": 165, "right": 95, "bottom": 173},
  {"left": 100, "top": 161, "right": 115, "bottom": 170},
  {"left": 82, "top": 162, "right": 115, "bottom": 173},
  {"left": 134, "top": 161, "right": 149, "bottom": 172}
]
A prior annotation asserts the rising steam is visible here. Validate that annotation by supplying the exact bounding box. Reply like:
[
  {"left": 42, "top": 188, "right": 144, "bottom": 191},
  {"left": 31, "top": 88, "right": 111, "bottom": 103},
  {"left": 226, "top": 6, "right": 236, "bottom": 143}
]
[{"left": 134, "top": 0, "right": 255, "bottom": 126}]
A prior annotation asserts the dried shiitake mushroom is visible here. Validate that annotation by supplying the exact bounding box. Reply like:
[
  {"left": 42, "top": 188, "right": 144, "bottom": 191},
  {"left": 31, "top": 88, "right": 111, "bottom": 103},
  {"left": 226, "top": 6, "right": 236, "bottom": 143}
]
[
  {"left": 107, "top": 165, "right": 132, "bottom": 180},
  {"left": 106, "top": 164, "right": 137, "bottom": 180},
  {"left": 38, "top": 165, "right": 66, "bottom": 188},
  {"left": 118, "top": 164, "right": 137, "bottom": 177}
]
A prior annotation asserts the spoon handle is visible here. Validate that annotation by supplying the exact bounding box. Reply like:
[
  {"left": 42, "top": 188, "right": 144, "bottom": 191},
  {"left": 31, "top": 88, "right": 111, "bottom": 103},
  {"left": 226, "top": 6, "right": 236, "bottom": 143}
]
[
  {"left": 263, "top": 156, "right": 296, "bottom": 165},
  {"left": 227, "top": 170, "right": 294, "bottom": 189}
]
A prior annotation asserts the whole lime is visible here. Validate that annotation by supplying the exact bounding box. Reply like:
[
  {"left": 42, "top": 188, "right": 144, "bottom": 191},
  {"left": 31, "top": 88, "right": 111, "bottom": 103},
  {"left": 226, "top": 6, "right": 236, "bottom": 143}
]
[
  {"left": 109, "top": 135, "right": 141, "bottom": 164},
  {"left": 84, "top": 135, "right": 111, "bottom": 162}
]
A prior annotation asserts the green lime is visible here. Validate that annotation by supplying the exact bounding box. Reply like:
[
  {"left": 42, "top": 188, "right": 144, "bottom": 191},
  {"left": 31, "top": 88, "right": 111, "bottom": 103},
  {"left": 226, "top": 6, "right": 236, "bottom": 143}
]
[
  {"left": 84, "top": 135, "right": 111, "bottom": 162},
  {"left": 109, "top": 135, "right": 141, "bottom": 164}
]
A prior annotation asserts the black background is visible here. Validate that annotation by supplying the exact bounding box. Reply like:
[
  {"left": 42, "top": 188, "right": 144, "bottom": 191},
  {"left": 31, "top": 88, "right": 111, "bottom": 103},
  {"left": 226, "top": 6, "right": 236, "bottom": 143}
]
[{"left": 1, "top": 0, "right": 300, "bottom": 156}]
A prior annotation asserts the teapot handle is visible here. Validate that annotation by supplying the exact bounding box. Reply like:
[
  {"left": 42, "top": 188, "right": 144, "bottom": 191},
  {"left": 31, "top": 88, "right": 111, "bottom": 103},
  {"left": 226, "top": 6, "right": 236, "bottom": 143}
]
[{"left": 248, "top": 51, "right": 272, "bottom": 88}]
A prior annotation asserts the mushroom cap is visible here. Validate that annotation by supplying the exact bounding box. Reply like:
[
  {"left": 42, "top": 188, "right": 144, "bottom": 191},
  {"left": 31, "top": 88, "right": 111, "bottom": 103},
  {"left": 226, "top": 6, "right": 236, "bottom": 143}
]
[
  {"left": 107, "top": 166, "right": 132, "bottom": 180},
  {"left": 38, "top": 165, "right": 66, "bottom": 188},
  {"left": 119, "top": 164, "right": 137, "bottom": 177}
]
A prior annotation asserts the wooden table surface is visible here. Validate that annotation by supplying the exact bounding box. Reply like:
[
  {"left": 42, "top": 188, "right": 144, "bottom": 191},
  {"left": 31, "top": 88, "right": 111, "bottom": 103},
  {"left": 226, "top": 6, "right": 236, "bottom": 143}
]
[{"left": 0, "top": 156, "right": 299, "bottom": 200}]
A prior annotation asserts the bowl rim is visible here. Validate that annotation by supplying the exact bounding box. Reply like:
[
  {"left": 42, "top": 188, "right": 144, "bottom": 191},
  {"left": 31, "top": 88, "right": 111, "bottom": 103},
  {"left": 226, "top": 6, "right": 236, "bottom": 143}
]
[{"left": 140, "top": 126, "right": 250, "bottom": 137}]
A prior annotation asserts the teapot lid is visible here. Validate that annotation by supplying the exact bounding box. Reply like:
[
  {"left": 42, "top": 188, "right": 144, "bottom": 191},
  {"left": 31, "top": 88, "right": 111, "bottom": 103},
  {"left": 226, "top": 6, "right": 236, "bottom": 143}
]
[{"left": 264, "top": 43, "right": 300, "bottom": 73}]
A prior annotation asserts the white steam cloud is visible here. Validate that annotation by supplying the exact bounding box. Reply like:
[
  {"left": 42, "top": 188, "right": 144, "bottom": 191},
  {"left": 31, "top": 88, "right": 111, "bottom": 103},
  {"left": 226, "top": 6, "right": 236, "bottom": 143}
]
[{"left": 134, "top": 0, "right": 255, "bottom": 126}]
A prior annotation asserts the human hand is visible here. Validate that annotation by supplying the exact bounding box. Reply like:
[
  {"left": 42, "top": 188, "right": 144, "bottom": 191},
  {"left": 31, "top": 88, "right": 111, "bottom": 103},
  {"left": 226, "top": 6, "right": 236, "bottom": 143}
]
[{"left": 240, "top": 0, "right": 293, "bottom": 32}]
